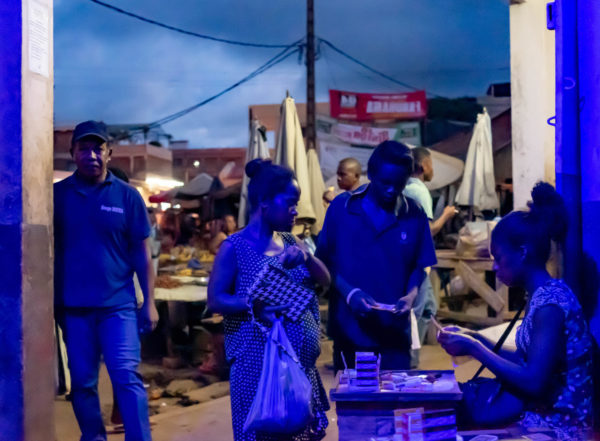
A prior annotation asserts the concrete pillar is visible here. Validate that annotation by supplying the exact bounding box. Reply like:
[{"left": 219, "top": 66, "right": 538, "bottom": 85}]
[
  {"left": 0, "top": 1, "right": 55, "bottom": 440},
  {"left": 578, "top": 0, "right": 600, "bottom": 343},
  {"left": 510, "top": 0, "right": 556, "bottom": 208}
]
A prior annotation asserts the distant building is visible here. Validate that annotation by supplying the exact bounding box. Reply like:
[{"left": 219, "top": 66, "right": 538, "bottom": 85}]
[
  {"left": 171, "top": 147, "right": 247, "bottom": 183},
  {"left": 249, "top": 102, "right": 331, "bottom": 133}
]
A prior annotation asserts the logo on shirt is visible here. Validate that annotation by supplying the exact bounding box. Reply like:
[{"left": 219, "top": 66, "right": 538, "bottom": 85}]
[
  {"left": 400, "top": 231, "right": 408, "bottom": 242},
  {"left": 101, "top": 205, "right": 124, "bottom": 214}
]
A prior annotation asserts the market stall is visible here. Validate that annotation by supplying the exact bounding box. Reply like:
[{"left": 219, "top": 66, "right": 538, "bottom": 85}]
[
  {"left": 153, "top": 246, "right": 218, "bottom": 369},
  {"left": 330, "top": 367, "right": 462, "bottom": 441},
  {"left": 328, "top": 352, "right": 560, "bottom": 440}
]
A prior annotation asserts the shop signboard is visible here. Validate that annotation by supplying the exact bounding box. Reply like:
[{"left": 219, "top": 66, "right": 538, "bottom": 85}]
[{"left": 329, "top": 89, "right": 427, "bottom": 121}]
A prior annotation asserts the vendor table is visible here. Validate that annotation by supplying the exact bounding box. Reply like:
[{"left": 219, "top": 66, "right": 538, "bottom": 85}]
[
  {"left": 330, "top": 370, "right": 462, "bottom": 441},
  {"left": 153, "top": 276, "right": 210, "bottom": 366},
  {"left": 432, "top": 250, "right": 518, "bottom": 326},
  {"left": 154, "top": 285, "right": 207, "bottom": 302}
]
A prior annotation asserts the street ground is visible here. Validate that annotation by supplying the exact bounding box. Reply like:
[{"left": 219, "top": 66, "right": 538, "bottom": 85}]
[{"left": 55, "top": 341, "right": 487, "bottom": 441}]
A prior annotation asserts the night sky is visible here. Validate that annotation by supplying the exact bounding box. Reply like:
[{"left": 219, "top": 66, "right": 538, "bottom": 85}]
[{"left": 54, "top": 0, "right": 510, "bottom": 147}]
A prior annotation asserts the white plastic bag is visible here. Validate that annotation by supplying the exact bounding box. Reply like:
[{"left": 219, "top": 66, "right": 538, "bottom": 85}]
[
  {"left": 243, "top": 318, "right": 313, "bottom": 434},
  {"left": 456, "top": 221, "right": 496, "bottom": 258}
]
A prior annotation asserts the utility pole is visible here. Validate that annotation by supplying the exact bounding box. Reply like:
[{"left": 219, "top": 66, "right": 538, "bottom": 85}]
[{"left": 306, "top": 0, "right": 316, "bottom": 150}]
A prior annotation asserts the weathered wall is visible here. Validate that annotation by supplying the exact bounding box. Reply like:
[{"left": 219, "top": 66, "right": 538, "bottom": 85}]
[
  {"left": 510, "top": 0, "right": 556, "bottom": 208},
  {"left": 0, "top": 1, "right": 55, "bottom": 440}
]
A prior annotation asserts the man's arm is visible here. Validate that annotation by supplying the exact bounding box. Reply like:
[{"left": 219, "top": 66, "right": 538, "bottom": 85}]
[
  {"left": 429, "top": 206, "right": 456, "bottom": 236},
  {"left": 396, "top": 207, "right": 438, "bottom": 313},
  {"left": 132, "top": 238, "right": 159, "bottom": 331},
  {"left": 335, "top": 274, "right": 377, "bottom": 315},
  {"left": 395, "top": 268, "right": 424, "bottom": 314}
]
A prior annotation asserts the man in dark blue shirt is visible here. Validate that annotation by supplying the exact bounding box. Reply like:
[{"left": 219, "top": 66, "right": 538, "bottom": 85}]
[
  {"left": 54, "top": 121, "right": 158, "bottom": 441},
  {"left": 316, "top": 141, "right": 437, "bottom": 371}
]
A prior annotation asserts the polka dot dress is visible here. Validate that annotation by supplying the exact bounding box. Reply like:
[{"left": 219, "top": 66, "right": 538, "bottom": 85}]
[{"left": 223, "top": 232, "right": 330, "bottom": 441}]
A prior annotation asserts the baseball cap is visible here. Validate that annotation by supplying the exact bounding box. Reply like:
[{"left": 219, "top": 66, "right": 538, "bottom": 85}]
[{"left": 72, "top": 120, "right": 109, "bottom": 145}]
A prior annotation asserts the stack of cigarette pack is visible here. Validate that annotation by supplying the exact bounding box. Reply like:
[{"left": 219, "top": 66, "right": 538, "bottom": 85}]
[
  {"left": 394, "top": 408, "right": 457, "bottom": 441},
  {"left": 355, "top": 352, "right": 380, "bottom": 390},
  {"left": 393, "top": 408, "right": 424, "bottom": 441}
]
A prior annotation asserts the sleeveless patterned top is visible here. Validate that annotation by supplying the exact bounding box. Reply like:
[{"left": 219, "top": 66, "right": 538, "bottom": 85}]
[{"left": 516, "top": 279, "right": 593, "bottom": 440}]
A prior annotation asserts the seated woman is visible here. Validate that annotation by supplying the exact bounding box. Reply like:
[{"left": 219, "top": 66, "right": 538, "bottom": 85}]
[
  {"left": 208, "top": 159, "right": 331, "bottom": 441},
  {"left": 208, "top": 214, "right": 238, "bottom": 254},
  {"left": 438, "top": 183, "right": 593, "bottom": 440}
]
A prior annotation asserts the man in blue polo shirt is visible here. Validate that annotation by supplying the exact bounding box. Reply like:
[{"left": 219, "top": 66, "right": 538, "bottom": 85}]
[
  {"left": 54, "top": 120, "right": 158, "bottom": 441},
  {"left": 316, "top": 140, "right": 437, "bottom": 371}
]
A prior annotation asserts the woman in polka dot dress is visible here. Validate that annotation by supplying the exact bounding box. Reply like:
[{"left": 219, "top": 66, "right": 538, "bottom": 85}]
[{"left": 208, "top": 159, "right": 331, "bottom": 441}]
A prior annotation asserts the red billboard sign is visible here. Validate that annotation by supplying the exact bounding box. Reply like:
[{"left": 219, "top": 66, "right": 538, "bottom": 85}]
[{"left": 329, "top": 89, "right": 427, "bottom": 121}]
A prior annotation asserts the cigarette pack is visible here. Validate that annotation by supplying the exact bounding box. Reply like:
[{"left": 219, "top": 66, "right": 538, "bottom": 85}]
[
  {"left": 355, "top": 352, "right": 380, "bottom": 390},
  {"left": 394, "top": 408, "right": 424, "bottom": 441},
  {"left": 394, "top": 408, "right": 457, "bottom": 441}
]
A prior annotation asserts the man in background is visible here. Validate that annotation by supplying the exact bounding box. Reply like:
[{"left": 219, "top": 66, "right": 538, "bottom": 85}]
[
  {"left": 54, "top": 120, "right": 157, "bottom": 441},
  {"left": 403, "top": 147, "right": 456, "bottom": 367},
  {"left": 147, "top": 207, "right": 162, "bottom": 275},
  {"left": 323, "top": 157, "right": 363, "bottom": 204}
]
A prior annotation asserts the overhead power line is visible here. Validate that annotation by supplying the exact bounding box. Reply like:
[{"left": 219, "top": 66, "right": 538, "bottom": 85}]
[
  {"left": 89, "top": 0, "right": 296, "bottom": 48},
  {"left": 87, "top": 1, "right": 444, "bottom": 98},
  {"left": 319, "top": 38, "right": 445, "bottom": 98},
  {"left": 131, "top": 43, "right": 302, "bottom": 130}
]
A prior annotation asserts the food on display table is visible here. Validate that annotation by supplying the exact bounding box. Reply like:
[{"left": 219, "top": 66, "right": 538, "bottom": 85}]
[
  {"left": 155, "top": 274, "right": 183, "bottom": 289},
  {"left": 171, "top": 246, "right": 194, "bottom": 262},
  {"left": 196, "top": 249, "right": 214, "bottom": 263},
  {"left": 192, "top": 269, "right": 209, "bottom": 278},
  {"left": 159, "top": 253, "right": 175, "bottom": 263}
]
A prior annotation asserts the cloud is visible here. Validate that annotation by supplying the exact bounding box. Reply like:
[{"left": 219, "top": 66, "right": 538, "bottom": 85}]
[{"left": 54, "top": 0, "right": 510, "bottom": 147}]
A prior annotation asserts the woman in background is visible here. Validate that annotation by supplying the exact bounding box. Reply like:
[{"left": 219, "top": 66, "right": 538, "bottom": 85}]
[{"left": 209, "top": 214, "right": 238, "bottom": 254}]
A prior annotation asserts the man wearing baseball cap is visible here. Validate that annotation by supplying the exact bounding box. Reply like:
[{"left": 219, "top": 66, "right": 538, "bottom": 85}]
[{"left": 54, "top": 120, "right": 157, "bottom": 441}]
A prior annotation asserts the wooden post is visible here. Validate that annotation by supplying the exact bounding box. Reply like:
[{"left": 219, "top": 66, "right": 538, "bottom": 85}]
[{"left": 306, "top": 0, "right": 316, "bottom": 151}]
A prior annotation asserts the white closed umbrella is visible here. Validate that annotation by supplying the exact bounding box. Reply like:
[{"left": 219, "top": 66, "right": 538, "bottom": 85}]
[
  {"left": 274, "top": 96, "right": 316, "bottom": 221},
  {"left": 455, "top": 109, "right": 499, "bottom": 210},
  {"left": 238, "top": 120, "right": 271, "bottom": 227}
]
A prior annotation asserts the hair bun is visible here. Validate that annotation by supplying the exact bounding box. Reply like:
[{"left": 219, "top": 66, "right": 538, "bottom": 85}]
[
  {"left": 245, "top": 158, "right": 271, "bottom": 179},
  {"left": 528, "top": 182, "right": 568, "bottom": 243}
]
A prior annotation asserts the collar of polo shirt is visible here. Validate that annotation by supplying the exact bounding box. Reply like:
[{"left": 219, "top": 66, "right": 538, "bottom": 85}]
[
  {"left": 69, "top": 170, "right": 116, "bottom": 195},
  {"left": 344, "top": 183, "right": 409, "bottom": 217}
]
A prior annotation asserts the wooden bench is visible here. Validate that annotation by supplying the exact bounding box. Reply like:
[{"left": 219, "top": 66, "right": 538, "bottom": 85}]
[{"left": 432, "top": 249, "right": 518, "bottom": 326}]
